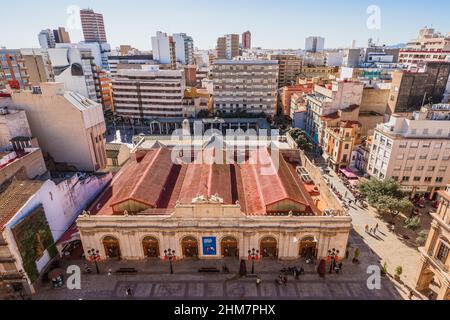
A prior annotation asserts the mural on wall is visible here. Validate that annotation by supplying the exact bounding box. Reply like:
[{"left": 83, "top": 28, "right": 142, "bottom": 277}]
[
  {"left": 202, "top": 237, "right": 217, "bottom": 256},
  {"left": 11, "top": 205, "right": 57, "bottom": 282}
]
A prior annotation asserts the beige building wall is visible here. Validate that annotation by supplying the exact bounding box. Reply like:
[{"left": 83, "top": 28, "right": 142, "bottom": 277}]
[
  {"left": 0, "top": 149, "right": 47, "bottom": 185},
  {"left": 360, "top": 87, "right": 390, "bottom": 114},
  {"left": 415, "top": 187, "right": 450, "bottom": 300},
  {"left": 77, "top": 202, "right": 351, "bottom": 261},
  {"left": 11, "top": 83, "right": 107, "bottom": 171}
]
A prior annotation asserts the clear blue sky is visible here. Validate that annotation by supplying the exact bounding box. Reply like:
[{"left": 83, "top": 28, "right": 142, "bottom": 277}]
[{"left": 1, "top": 0, "right": 449, "bottom": 50}]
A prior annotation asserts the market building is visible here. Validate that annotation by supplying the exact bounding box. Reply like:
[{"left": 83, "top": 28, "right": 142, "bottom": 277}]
[{"left": 77, "top": 145, "right": 352, "bottom": 262}]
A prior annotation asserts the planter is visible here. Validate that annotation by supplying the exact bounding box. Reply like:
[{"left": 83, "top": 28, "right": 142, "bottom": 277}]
[{"left": 394, "top": 274, "right": 401, "bottom": 281}]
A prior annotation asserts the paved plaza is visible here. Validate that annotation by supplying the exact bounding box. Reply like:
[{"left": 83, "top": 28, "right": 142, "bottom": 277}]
[{"left": 34, "top": 231, "right": 401, "bottom": 300}]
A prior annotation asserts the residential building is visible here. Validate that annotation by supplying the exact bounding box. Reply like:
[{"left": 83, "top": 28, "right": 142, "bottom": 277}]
[
  {"left": 299, "top": 66, "right": 339, "bottom": 79},
  {"left": 280, "top": 83, "right": 314, "bottom": 117},
  {"left": 0, "top": 106, "right": 32, "bottom": 147},
  {"left": 216, "top": 34, "right": 240, "bottom": 60},
  {"left": 80, "top": 9, "right": 107, "bottom": 43},
  {"left": 325, "top": 52, "right": 344, "bottom": 67},
  {"left": 415, "top": 185, "right": 450, "bottom": 300},
  {"left": 151, "top": 32, "right": 177, "bottom": 69},
  {"left": 399, "top": 28, "right": 450, "bottom": 64},
  {"left": 305, "top": 80, "right": 364, "bottom": 145},
  {"left": 387, "top": 62, "right": 450, "bottom": 114},
  {"left": 47, "top": 47, "right": 97, "bottom": 102},
  {"left": 242, "top": 31, "right": 251, "bottom": 49},
  {"left": 367, "top": 108, "right": 450, "bottom": 199},
  {"left": 0, "top": 49, "right": 30, "bottom": 90},
  {"left": 94, "top": 67, "right": 114, "bottom": 112},
  {"left": 173, "top": 33, "right": 194, "bottom": 65},
  {"left": 56, "top": 42, "right": 111, "bottom": 71},
  {"left": 38, "top": 30, "right": 56, "bottom": 49},
  {"left": 11, "top": 82, "right": 107, "bottom": 172},
  {"left": 53, "top": 27, "right": 71, "bottom": 44},
  {"left": 76, "top": 145, "right": 351, "bottom": 262},
  {"left": 0, "top": 172, "right": 111, "bottom": 298},
  {"left": 323, "top": 121, "right": 362, "bottom": 171},
  {"left": 269, "top": 54, "right": 302, "bottom": 88},
  {"left": 105, "top": 143, "right": 130, "bottom": 169},
  {"left": 212, "top": 60, "right": 279, "bottom": 116},
  {"left": 305, "top": 36, "right": 325, "bottom": 53},
  {"left": 342, "top": 48, "right": 364, "bottom": 68},
  {"left": 112, "top": 65, "right": 186, "bottom": 120},
  {"left": 399, "top": 28, "right": 450, "bottom": 102},
  {"left": 20, "top": 49, "right": 54, "bottom": 87},
  {"left": 107, "top": 55, "right": 155, "bottom": 76}
]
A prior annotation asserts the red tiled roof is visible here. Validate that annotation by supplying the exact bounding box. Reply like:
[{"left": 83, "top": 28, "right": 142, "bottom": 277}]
[{"left": 89, "top": 147, "right": 319, "bottom": 216}]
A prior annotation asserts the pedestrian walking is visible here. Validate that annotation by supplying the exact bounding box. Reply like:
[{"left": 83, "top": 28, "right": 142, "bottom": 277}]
[
  {"left": 108, "top": 269, "right": 112, "bottom": 276},
  {"left": 369, "top": 227, "right": 373, "bottom": 234},
  {"left": 374, "top": 223, "right": 379, "bottom": 234},
  {"left": 408, "top": 291, "right": 414, "bottom": 300},
  {"left": 125, "top": 288, "right": 132, "bottom": 296},
  {"left": 365, "top": 225, "right": 369, "bottom": 233},
  {"left": 256, "top": 277, "right": 262, "bottom": 286},
  {"left": 428, "top": 291, "right": 434, "bottom": 300}
]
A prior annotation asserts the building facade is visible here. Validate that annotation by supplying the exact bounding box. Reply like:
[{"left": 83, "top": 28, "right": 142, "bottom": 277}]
[
  {"left": 38, "top": 29, "right": 56, "bottom": 49},
  {"left": 11, "top": 82, "right": 107, "bottom": 172},
  {"left": 387, "top": 62, "right": 450, "bottom": 114},
  {"left": 216, "top": 34, "right": 240, "bottom": 60},
  {"left": 415, "top": 185, "right": 450, "bottom": 300},
  {"left": 269, "top": 54, "right": 302, "bottom": 88},
  {"left": 151, "top": 32, "right": 177, "bottom": 69},
  {"left": 21, "top": 49, "right": 54, "bottom": 87},
  {"left": 113, "top": 65, "right": 186, "bottom": 119},
  {"left": 77, "top": 146, "right": 351, "bottom": 262},
  {"left": 367, "top": 109, "right": 450, "bottom": 199},
  {"left": 305, "top": 36, "right": 325, "bottom": 53},
  {"left": 242, "top": 31, "right": 251, "bottom": 49},
  {"left": 0, "top": 49, "right": 30, "bottom": 90},
  {"left": 80, "top": 9, "right": 107, "bottom": 43},
  {"left": 173, "top": 33, "right": 194, "bottom": 65},
  {"left": 212, "top": 60, "right": 279, "bottom": 116}
]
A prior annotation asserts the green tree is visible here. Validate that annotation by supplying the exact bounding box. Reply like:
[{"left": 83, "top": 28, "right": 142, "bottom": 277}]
[
  {"left": 416, "top": 230, "right": 429, "bottom": 246},
  {"left": 375, "top": 196, "right": 413, "bottom": 222},
  {"left": 288, "top": 129, "right": 313, "bottom": 152},
  {"left": 405, "top": 216, "right": 422, "bottom": 230},
  {"left": 358, "top": 178, "right": 405, "bottom": 206}
]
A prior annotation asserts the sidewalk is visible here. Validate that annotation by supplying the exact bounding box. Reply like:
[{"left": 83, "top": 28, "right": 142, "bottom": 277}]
[{"left": 326, "top": 170, "right": 423, "bottom": 299}]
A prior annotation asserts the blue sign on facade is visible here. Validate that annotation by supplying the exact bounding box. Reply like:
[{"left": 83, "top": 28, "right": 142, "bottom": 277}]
[{"left": 202, "top": 237, "right": 217, "bottom": 256}]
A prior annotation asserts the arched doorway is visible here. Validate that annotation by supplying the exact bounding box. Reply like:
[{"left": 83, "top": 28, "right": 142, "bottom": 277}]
[
  {"left": 181, "top": 236, "right": 198, "bottom": 258},
  {"left": 260, "top": 237, "right": 278, "bottom": 258},
  {"left": 142, "top": 236, "right": 160, "bottom": 258},
  {"left": 103, "top": 236, "right": 121, "bottom": 258},
  {"left": 221, "top": 237, "right": 238, "bottom": 257},
  {"left": 299, "top": 236, "right": 317, "bottom": 259}
]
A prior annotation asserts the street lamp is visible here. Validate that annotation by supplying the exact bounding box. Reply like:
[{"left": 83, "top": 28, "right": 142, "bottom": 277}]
[
  {"left": 87, "top": 249, "right": 101, "bottom": 274},
  {"left": 248, "top": 248, "right": 260, "bottom": 275},
  {"left": 327, "top": 248, "right": 340, "bottom": 274},
  {"left": 164, "top": 249, "right": 176, "bottom": 274}
]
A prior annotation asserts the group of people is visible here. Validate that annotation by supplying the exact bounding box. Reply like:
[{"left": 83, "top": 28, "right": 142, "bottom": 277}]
[{"left": 365, "top": 223, "right": 380, "bottom": 235}]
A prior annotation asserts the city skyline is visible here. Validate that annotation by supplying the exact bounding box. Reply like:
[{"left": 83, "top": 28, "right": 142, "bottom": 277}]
[{"left": 1, "top": 0, "right": 450, "bottom": 50}]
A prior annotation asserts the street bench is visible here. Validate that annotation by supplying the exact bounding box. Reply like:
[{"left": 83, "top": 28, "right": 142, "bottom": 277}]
[
  {"left": 115, "top": 268, "right": 138, "bottom": 274},
  {"left": 198, "top": 267, "right": 220, "bottom": 273}
]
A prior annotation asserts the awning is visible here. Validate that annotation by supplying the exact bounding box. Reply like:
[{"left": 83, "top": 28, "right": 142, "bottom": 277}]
[{"left": 339, "top": 168, "right": 358, "bottom": 180}]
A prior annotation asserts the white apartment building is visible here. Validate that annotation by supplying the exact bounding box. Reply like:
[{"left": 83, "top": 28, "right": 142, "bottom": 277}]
[
  {"left": 305, "top": 80, "right": 364, "bottom": 144},
  {"left": 151, "top": 32, "right": 176, "bottom": 67},
  {"left": 305, "top": 36, "right": 325, "bottom": 53},
  {"left": 212, "top": 60, "right": 279, "bottom": 116},
  {"left": 367, "top": 107, "right": 450, "bottom": 199},
  {"left": 38, "top": 29, "right": 56, "bottom": 49},
  {"left": 173, "top": 33, "right": 194, "bottom": 65},
  {"left": 47, "top": 47, "right": 97, "bottom": 102},
  {"left": 107, "top": 55, "right": 156, "bottom": 76},
  {"left": 112, "top": 65, "right": 186, "bottom": 119}
]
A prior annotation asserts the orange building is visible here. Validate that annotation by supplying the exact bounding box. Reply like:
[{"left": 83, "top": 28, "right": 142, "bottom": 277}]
[
  {"left": 323, "top": 121, "right": 362, "bottom": 171},
  {"left": 98, "top": 69, "right": 114, "bottom": 112},
  {"left": 280, "top": 83, "right": 314, "bottom": 117}
]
